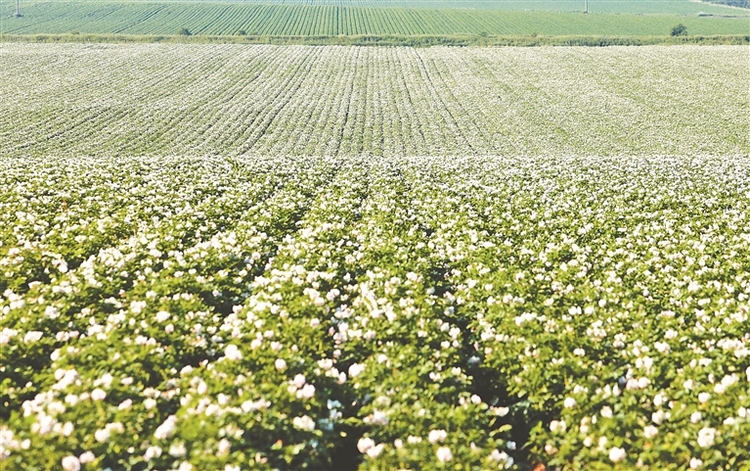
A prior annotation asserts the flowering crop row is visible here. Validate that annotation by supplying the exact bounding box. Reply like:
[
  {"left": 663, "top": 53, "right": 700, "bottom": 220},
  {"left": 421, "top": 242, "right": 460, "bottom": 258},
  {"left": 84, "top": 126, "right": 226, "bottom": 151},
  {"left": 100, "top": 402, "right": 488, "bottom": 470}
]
[
  {"left": 1, "top": 44, "right": 748, "bottom": 160},
  {"left": 2, "top": 153, "right": 750, "bottom": 470}
]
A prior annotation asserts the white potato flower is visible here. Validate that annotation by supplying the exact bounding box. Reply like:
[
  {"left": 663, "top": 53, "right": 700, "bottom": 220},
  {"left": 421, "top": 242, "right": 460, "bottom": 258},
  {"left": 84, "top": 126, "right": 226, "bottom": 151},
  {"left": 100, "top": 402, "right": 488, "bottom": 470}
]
[
  {"left": 91, "top": 389, "right": 107, "bottom": 401},
  {"left": 608, "top": 447, "right": 626, "bottom": 463},
  {"left": 224, "top": 344, "right": 242, "bottom": 361},
  {"left": 292, "top": 415, "right": 315, "bottom": 431},
  {"left": 357, "top": 437, "right": 375, "bottom": 453},
  {"left": 428, "top": 429, "right": 447, "bottom": 444},
  {"left": 436, "top": 446, "right": 453, "bottom": 462},
  {"left": 94, "top": 428, "right": 110, "bottom": 443},
  {"left": 549, "top": 420, "right": 566, "bottom": 433},
  {"left": 79, "top": 451, "right": 95, "bottom": 464},
  {"left": 61, "top": 456, "right": 80, "bottom": 471},
  {"left": 697, "top": 427, "right": 716, "bottom": 448},
  {"left": 348, "top": 363, "right": 365, "bottom": 378},
  {"left": 154, "top": 415, "right": 177, "bottom": 440},
  {"left": 367, "top": 443, "right": 384, "bottom": 458}
]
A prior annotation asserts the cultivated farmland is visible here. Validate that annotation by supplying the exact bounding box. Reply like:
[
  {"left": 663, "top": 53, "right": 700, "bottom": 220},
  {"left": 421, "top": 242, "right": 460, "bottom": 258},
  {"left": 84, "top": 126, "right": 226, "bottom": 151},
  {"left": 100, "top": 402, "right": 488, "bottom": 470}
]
[
  {"left": 11, "top": 0, "right": 742, "bottom": 14},
  {"left": 2, "top": 154, "right": 750, "bottom": 470},
  {"left": 1, "top": 45, "right": 748, "bottom": 158},
  {"left": 1, "top": 0, "right": 749, "bottom": 37},
  {"left": 1, "top": 43, "right": 750, "bottom": 470}
]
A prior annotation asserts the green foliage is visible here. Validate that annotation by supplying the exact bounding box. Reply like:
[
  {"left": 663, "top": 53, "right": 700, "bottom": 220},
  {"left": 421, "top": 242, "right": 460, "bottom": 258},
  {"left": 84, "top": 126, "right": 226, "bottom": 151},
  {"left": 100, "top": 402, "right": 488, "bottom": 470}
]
[
  {"left": 672, "top": 23, "right": 689, "bottom": 36},
  {"left": 2, "top": 153, "right": 750, "bottom": 469},
  {"left": 1, "top": 43, "right": 749, "bottom": 470}
]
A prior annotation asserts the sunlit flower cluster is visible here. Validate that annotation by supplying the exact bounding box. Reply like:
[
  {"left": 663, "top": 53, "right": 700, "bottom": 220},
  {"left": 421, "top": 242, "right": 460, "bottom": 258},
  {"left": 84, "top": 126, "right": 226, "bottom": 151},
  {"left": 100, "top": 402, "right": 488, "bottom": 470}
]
[{"left": 1, "top": 152, "right": 749, "bottom": 470}]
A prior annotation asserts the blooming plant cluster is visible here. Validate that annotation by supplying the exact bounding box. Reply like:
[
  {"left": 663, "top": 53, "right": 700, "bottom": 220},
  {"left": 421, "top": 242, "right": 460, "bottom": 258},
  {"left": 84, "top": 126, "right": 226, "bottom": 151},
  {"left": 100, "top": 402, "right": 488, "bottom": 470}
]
[{"left": 1, "top": 154, "right": 749, "bottom": 470}]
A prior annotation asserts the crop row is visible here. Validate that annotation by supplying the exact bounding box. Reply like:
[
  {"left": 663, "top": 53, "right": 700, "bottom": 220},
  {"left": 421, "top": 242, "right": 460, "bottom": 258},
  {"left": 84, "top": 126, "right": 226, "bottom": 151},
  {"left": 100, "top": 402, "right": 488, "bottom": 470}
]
[
  {"left": 2, "top": 2, "right": 749, "bottom": 37},
  {"left": 2, "top": 154, "right": 750, "bottom": 470},
  {"left": 1, "top": 44, "right": 748, "bottom": 159},
  {"left": 76, "top": 0, "right": 743, "bottom": 15}
]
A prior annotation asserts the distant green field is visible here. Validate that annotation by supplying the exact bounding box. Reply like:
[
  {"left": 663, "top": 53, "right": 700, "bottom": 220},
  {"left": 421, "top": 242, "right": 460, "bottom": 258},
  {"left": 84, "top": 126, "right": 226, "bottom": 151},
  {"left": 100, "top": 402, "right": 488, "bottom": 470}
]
[
  {"left": 2, "top": 1, "right": 749, "bottom": 37},
  {"left": 9, "top": 0, "right": 748, "bottom": 14}
]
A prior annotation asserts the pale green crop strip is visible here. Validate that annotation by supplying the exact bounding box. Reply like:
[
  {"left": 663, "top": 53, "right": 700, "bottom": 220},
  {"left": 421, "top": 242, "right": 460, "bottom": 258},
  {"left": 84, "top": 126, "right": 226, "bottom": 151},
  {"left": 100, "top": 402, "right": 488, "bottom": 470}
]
[{"left": 1, "top": 45, "right": 748, "bottom": 158}]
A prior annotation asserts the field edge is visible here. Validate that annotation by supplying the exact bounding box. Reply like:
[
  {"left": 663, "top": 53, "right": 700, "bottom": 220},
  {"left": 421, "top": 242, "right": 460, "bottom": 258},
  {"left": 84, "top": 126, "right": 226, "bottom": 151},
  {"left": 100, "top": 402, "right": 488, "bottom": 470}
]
[{"left": 1, "top": 32, "right": 749, "bottom": 46}]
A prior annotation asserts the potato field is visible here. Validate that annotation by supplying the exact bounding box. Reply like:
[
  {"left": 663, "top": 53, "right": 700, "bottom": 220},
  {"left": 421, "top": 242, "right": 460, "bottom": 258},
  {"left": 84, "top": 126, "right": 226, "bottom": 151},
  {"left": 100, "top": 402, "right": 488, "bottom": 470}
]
[
  {"left": 2, "top": 45, "right": 748, "bottom": 158},
  {"left": 1, "top": 43, "right": 750, "bottom": 470}
]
